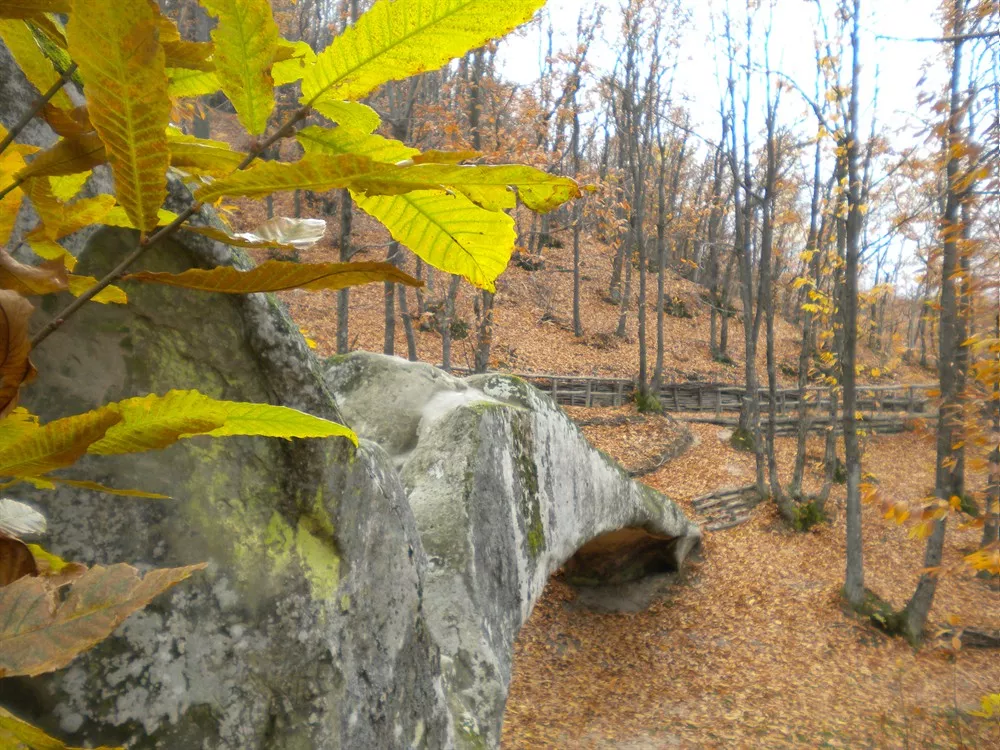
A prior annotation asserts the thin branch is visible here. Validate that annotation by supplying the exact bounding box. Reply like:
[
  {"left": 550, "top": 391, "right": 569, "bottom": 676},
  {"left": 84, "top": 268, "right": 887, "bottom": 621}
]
[
  {"left": 0, "top": 177, "right": 23, "bottom": 203},
  {"left": 876, "top": 31, "right": 1000, "bottom": 43},
  {"left": 31, "top": 106, "right": 310, "bottom": 348},
  {"left": 0, "top": 62, "right": 78, "bottom": 157}
]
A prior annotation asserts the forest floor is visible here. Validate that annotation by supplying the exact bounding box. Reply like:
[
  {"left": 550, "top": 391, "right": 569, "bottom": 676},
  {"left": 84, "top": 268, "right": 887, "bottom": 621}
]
[
  {"left": 502, "top": 416, "right": 1000, "bottom": 749},
  {"left": 216, "top": 164, "right": 996, "bottom": 748}
]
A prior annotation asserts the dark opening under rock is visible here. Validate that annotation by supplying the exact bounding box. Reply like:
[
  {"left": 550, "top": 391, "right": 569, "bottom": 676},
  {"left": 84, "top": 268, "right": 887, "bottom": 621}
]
[
  {"left": 563, "top": 527, "right": 681, "bottom": 586},
  {"left": 561, "top": 528, "right": 687, "bottom": 613}
]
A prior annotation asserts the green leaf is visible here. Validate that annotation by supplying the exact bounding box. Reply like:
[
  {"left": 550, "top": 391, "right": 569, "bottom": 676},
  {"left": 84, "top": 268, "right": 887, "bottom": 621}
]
[
  {"left": 0, "top": 18, "right": 74, "bottom": 109},
  {"left": 167, "top": 132, "right": 246, "bottom": 177},
  {"left": 162, "top": 39, "right": 214, "bottom": 72},
  {"left": 353, "top": 190, "right": 515, "bottom": 292},
  {"left": 297, "top": 124, "right": 418, "bottom": 163},
  {"left": 203, "top": 402, "right": 355, "bottom": 442},
  {"left": 22, "top": 183, "right": 116, "bottom": 242},
  {"left": 167, "top": 68, "right": 220, "bottom": 98},
  {"left": 41, "top": 477, "right": 169, "bottom": 499},
  {"left": 0, "top": 391, "right": 356, "bottom": 480},
  {"left": 25, "top": 239, "right": 70, "bottom": 272},
  {"left": 48, "top": 171, "right": 91, "bottom": 201},
  {"left": 0, "top": 706, "right": 122, "bottom": 750},
  {"left": 194, "top": 153, "right": 387, "bottom": 202},
  {"left": 16, "top": 132, "right": 106, "bottom": 180},
  {"left": 0, "top": 409, "right": 39, "bottom": 448},
  {"left": 0, "top": 406, "right": 122, "bottom": 478},
  {"left": 25, "top": 16, "right": 78, "bottom": 87},
  {"left": 272, "top": 39, "right": 315, "bottom": 86},
  {"left": 123, "top": 259, "right": 422, "bottom": 294},
  {"left": 100, "top": 205, "right": 177, "bottom": 230},
  {"left": 357, "top": 163, "right": 581, "bottom": 213},
  {"left": 302, "top": 0, "right": 544, "bottom": 105},
  {"left": 67, "top": 0, "right": 171, "bottom": 232},
  {"left": 0, "top": 150, "right": 27, "bottom": 247},
  {"left": 0, "top": 562, "right": 206, "bottom": 678},
  {"left": 86, "top": 390, "right": 357, "bottom": 455},
  {"left": 200, "top": 0, "right": 280, "bottom": 136},
  {"left": 311, "top": 100, "right": 381, "bottom": 133},
  {"left": 0, "top": 1, "right": 72, "bottom": 19},
  {"left": 85, "top": 390, "right": 227, "bottom": 456},
  {"left": 66, "top": 274, "right": 128, "bottom": 304}
]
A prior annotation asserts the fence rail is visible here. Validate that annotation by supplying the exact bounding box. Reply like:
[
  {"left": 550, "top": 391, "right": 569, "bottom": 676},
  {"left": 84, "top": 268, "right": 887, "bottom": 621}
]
[{"left": 461, "top": 368, "right": 936, "bottom": 416}]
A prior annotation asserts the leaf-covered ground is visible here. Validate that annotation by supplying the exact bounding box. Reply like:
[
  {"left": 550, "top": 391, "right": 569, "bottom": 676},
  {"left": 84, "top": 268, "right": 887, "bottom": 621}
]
[{"left": 502, "top": 418, "right": 1000, "bottom": 749}]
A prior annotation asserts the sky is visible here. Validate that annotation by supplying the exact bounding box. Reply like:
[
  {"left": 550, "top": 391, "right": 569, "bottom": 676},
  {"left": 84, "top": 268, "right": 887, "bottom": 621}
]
[
  {"left": 497, "top": 0, "right": 947, "bottom": 143},
  {"left": 494, "top": 0, "right": 952, "bottom": 287}
]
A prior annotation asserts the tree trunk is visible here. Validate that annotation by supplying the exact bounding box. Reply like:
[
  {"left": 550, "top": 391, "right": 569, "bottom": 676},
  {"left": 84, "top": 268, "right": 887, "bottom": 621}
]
[
  {"left": 981, "top": 319, "right": 999, "bottom": 553},
  {"left": 440, "top": 275, "right": 461, "bottom": 372},
  {"left": 790, "top": 142, "right": 825, "bottom": 499},
  {"left": 616, "top": 239, "right": 632, "bottom": 339},
  {"left": 474, "top": 291, "right": 493, "bottom": 373},
  {"left": 571, "top": 90, "right": 584, "bottom": 337},
  {"left": 336, "top": 189, "right": 352, "bottom": 355},
  {"left": 383, "top": 242, "right": 399, "bottom": 356},
  {"left": 760, "top": 76, "right": 782, "bottom": 509},
  {"left": 398, "top": 284, "right": 418, "bottom": 362},
  {"left": 653, "top": 141, "right": 667, "bottom": 389},
  {"left": 839, "top": 0, "right": 868, "bottom": 609},
  {"left": 720, "top": 253, "right": 734, "bottom": 358},
  {"left": 902, "top": 3, "right": 970, "bottom": 640},
  {"left": 192, "top": 7, "right": 211, "bottom": 139}
]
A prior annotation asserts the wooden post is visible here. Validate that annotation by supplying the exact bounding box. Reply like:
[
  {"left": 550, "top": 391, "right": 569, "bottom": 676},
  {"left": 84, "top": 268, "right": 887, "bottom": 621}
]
[
  {"left": 615, "top": 381, "right": 624, "bottom": 406},
  {"left": 585, "top": 380, "right": 593, "bottom": 407},
  {"left": 908, "top": 385, "right": 915, "bottom": 414},
  {"left": 552, "top": 378, "right": 558, "bottom": 402},
  {"left": 698, "top": 387, "right": 703, "bottom": 412}
]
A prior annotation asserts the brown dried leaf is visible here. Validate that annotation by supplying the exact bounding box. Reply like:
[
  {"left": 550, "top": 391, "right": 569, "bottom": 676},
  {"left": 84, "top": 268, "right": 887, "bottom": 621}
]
[
  {"left": 0, "top": 252, "right": 68, "bottom": 296},
  {"left": 0, "top": 536, "right": 38, "bottom": 585},
  {"left": 40, "top": 104, "right": 93, "bottom": 138},
  {"left": 123, "top": 260, "right": 422, "bottom": 294},
  {"left": 0, "top": 290, "right": 35, "bottom": 418},
  {"left": 0, "top": 561, "right": 206, "bottom": 677}
]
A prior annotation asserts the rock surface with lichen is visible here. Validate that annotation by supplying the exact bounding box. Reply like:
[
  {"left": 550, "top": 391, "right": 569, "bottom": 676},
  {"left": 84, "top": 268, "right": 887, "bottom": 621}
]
[
  {"left": 327, "top": 353, "right": 702, "bottom": 748},
  {"left": 0, "top": 42, "right": 700, "bottom": 750}
]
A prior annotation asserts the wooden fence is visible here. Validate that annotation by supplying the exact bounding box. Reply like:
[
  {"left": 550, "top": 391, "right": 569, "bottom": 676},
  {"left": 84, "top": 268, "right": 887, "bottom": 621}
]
[
  {"left": 684, "top": 413, "right": 921, "bottom": 436},
  {"left": 466, "top": 369, "right": 936, "bottom": 416}
]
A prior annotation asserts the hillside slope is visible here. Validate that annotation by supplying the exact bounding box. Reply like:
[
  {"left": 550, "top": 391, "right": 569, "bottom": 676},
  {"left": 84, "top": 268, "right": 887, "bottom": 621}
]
[{"left": 230, "top": 190, "right": 929, "bottom": 387}]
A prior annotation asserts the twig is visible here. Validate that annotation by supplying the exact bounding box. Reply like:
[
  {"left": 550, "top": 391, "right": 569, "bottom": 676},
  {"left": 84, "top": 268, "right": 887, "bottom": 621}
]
[
  {"left": 31, "top": 106, "right": 310, "bottom": 348},
  {"left": 0, "top": 177, "right": 23, "bottom": 203},
  {"left": 30, "top": 204, "right": 198, "bottom": 346},
  {"left": 0, "top": 62, "right": 78, "bottom": 157},
  {"left": 876, "top": 31, "right": 1000, "bottom": 44}
]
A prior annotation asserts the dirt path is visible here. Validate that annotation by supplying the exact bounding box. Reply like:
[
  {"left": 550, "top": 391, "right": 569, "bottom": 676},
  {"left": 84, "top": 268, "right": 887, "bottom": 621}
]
[{"left": 502, "top": 423, "right": 1000, "bottom": 749}]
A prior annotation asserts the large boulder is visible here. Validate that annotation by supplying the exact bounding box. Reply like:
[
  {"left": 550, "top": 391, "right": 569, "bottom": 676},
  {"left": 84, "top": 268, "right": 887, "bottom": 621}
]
[
  {"left": 0, "top": 41, "right": 700, "bottom": 749},
  {"left": 5, "top": 229, "right": 455, "bottom": 750},
  {"left": 328, "top": 354, "right": 701, "bottom": 746}
]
